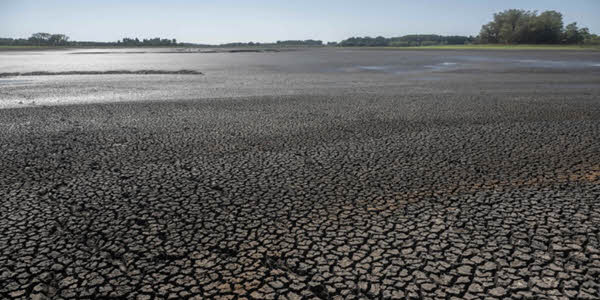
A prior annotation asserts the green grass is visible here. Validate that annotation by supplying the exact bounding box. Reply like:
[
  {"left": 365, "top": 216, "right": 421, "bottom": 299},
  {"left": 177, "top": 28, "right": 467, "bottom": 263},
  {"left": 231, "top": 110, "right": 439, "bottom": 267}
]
[
  {"left": 0, "top": 45, "right": 70, "bottom": 51},
  {"left": 354, "top": 44, "right": 600, "bottom": 51}
]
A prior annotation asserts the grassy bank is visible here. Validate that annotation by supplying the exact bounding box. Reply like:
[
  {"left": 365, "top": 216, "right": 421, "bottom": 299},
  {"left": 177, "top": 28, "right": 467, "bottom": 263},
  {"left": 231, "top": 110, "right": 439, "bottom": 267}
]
[{"left": 357, "top": 44, "right": 600, "bottom": 51}]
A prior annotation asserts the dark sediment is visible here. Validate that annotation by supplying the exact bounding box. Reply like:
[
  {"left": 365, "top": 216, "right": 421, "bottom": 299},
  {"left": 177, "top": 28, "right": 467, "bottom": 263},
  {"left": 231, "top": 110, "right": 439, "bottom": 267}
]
[{"left": 0, "top": 70, "right": 203, "bottom": 78}]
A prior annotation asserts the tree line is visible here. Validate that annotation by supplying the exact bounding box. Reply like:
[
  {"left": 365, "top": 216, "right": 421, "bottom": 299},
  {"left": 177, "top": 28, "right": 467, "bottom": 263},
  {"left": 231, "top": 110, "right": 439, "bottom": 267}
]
[
  {"left": 339, "top": 9, "right": 599, "bottom": 47},
  {"left": 340, "top": 35, "right": 474, "bottom": 47},
  {"left": 276, "top": 40, "right": 323, "bottom": 46},
  {"left": 0, "top": 34, "right": 324, "bottom": 47},
  {"left": 119, "top": 38, "right": 177, "bottom": 46},
  {"left": 0, "top": 33, "right": 180, "bottom": 47},
  {"left": 219, "top": 40, "right": 323, "bottom": 47}
]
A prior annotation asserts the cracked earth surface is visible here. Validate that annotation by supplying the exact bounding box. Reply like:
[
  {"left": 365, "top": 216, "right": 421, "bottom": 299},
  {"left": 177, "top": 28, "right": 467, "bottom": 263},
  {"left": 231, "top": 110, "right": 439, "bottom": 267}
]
[{"left": 1, "top": 53, "right": 600, "bottom": 299}]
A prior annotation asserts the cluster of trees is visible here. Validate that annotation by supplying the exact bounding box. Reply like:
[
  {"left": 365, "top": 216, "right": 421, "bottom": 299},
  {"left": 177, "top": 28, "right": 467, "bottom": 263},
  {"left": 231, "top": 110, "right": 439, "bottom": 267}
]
[
  {"left": 220, "top": 41, "right": 266, "bottom": 47},
  {"left": 340, "top": 35, "right": 474, "bottom": 47},
  {"left": 31, "top": 33, "right": 70, "bottom": 46},
  {"left": 479, "top": 9, "right": 597, "bottom": 44},
  {"left": 0, "top": 33, "right": 69, "bottom": 46},
  {"left": 118, "top": 37, "right": 177, "bottom": 46},
  {"left": 276, "top": 40, "right": 323, "bottom": 46},
  {"left": 0, "top": 38, "right": 32, "bottom": 46},
  {"left": 219, "top": 40, "right": 323, "bottom": 47}
]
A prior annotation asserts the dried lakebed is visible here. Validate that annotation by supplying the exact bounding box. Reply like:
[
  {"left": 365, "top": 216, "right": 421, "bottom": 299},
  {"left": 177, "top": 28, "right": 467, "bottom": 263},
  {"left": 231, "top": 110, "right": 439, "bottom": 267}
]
[{"left": 1, "top": 48, "right": 600, "bottom": 299}]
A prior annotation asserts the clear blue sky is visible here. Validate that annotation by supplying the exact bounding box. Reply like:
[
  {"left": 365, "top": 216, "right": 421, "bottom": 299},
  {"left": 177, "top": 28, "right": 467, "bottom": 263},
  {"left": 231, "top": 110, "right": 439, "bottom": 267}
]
[{"left": 1, "top": 0, "right": 599, "bottom": 44}]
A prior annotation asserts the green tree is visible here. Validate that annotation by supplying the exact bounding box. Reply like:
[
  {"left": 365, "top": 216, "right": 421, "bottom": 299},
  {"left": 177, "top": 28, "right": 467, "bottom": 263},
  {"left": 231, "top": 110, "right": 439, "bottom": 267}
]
[
  {"left": 48, "top": 34, "right": 69, "bottom": 46},
  {"left": 531, "top": 10, "right": 563, "bottom": 44},
  {"left": 479, "top": 9, "right": 568, "bottom": 44},
  {"left": 497, "top": 9, "right": 528, "bottom": 43},
  {"left": 28, "top": 32, "right": 52, "bottom": 45},
  {"left": 562, "top": 22, "right": 587, "bottom": 44},
  {"left": 479, "top": 23, "right": 498, "bottom": 43}
]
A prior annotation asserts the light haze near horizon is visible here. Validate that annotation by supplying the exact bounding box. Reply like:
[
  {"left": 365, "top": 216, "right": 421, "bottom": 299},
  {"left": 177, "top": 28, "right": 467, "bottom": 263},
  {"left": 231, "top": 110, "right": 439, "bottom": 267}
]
[{"left": 1, "top": 0, "right": 599, "bottom": 44}]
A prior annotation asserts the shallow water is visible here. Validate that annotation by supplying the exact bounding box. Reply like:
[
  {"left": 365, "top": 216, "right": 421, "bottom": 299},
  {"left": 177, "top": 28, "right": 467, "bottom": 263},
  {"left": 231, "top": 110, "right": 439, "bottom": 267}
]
[{"left": 0, "top": 48, "right": 599, "bottom": 108}]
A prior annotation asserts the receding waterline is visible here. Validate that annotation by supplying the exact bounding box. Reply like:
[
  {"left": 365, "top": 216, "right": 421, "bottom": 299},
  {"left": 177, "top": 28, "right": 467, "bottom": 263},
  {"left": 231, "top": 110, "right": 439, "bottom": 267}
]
[{"left": 0, "top": 70, "right": 203, "bottom": 78}]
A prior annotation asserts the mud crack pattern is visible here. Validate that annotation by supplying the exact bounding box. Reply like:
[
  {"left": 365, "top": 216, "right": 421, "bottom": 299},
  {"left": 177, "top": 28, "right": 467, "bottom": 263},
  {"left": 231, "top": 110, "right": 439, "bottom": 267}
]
[{"left": 1, "top": 89, "right": 600, "bottom": 299}]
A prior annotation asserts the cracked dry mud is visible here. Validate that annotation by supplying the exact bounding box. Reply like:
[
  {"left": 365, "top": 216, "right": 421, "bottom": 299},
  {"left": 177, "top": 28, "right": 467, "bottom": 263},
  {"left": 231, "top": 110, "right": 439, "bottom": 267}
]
[{"left": 1, "top": 74, "right": 600, "bottom": 298}]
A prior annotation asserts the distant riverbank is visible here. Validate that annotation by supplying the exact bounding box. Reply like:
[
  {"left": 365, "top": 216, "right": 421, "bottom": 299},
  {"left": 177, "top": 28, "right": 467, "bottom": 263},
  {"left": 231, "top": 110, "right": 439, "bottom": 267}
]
[{"left": 3, "top": 44, "right": 599, "bottom": 52}]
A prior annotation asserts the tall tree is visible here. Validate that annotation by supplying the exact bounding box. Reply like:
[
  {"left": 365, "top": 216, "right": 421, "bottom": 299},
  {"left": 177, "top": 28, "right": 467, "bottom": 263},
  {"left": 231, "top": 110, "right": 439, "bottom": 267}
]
[
  {"left": 48, "top": 34, "right": 69, "bottom": 46},
  {"left": 28, "top": 32, "right": 52, "bottom": 45},
  {"left": 562, "top": 22, "right": 587, "bottom": 44},
  {"left": 479, "top": 9, "right": 568, "bottom": 44},
  {"left": 532, "top": 10, "right": 563, "bottom": 43}
]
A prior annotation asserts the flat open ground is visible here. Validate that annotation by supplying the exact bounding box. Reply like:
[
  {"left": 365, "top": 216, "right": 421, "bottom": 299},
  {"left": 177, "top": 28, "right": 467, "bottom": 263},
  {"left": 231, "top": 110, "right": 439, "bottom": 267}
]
[{"left": 1, "top": 48, "right": 600, "bottom": 299}]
